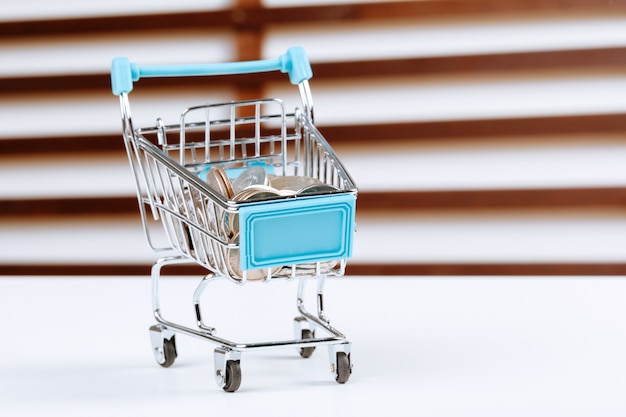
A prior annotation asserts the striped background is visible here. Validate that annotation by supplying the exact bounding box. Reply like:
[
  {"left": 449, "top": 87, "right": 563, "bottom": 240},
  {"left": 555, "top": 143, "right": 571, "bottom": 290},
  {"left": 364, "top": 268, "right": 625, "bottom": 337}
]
[{"left": 2, "top": 0, "right": 626, "bottom": 276}]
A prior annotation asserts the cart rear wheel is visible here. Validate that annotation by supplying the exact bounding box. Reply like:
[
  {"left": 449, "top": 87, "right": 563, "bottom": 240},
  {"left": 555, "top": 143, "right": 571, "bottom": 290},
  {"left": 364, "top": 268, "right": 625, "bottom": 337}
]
[
  {"left": 335, "top": 352, "right": 351, "bottom": 384},
  {"left": 159, "top": 336, "right": 177, "bottom": 368},
  {"left": 223, "top": 360, "right": 242, "bottom": 392},
  {"left": 299, "top": 329, "right": 316, "bottom": 358}
]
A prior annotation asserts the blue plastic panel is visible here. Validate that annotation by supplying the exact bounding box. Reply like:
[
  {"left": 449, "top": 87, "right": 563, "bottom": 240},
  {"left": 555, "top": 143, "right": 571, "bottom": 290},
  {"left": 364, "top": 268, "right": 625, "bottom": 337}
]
[{"left": 238, "top": 194, "right": 356, "bottom": 270}]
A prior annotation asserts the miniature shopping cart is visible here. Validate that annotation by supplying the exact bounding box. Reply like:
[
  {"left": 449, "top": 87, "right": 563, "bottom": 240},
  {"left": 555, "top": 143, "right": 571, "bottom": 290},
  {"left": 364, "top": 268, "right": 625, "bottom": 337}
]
[{"left": 111, "top": 47, "right": 357, "bottom": 391}]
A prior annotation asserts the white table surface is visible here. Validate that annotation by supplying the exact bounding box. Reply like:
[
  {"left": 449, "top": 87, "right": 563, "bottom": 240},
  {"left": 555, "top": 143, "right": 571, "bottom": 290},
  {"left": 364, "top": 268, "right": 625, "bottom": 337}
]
[{"left": 1, "top": 275, "right": 625, "bottom": 417}]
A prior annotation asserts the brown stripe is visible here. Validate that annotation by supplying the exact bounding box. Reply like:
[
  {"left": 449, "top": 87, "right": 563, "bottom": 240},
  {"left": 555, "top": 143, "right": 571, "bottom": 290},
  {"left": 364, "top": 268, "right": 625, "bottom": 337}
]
[
  {"left": 2, "top": 187, "right": 626, "bottom": 218},
  {"left": 321, "top": 113, "right": 626, "bottom": 142},
  {"left": 0, "top": 264, "right": 153, "bottom": 276},
  {"left": 0, "top": 10, "right": 231, "bottom": 37},
  {"left": 233, "top": 0, "right": 265, "bottom": 110},
  {"left": 313, "top": 47, "right": 626, "bottom": 79},
  {"left": 3, "top": 1, "right": 626, "bottom": 38},
  {"left": 4, "top": 48, "right": 626, "bottom": 94},
  {"left": 345, "top": 263, "right": 626, "bottom": 276},
  {"left": 0, "top": 134, "right": 126, "bottom": 154},
  {"left": 0, "top": 72, "right": 280, "bottom": 95},
  {"left": 0, "top": 196, "right": 139, "bottom": 217},
  {"left": 357, "top": 188, "right": 626, "bottom": 211},
  {"left": 2, "top": 114, "right": 626, "bottom": 156},
  {"left": 2, "top": 262, "right": 625, "bottom": 276}
]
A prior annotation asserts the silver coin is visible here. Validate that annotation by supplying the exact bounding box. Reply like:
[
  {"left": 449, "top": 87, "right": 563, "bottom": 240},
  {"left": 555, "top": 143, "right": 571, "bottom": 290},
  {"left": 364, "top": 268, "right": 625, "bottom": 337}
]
[
  {"left": 274, "top": 260, "right": 338, "bottom": 277},
  {"left": 226, "top": 232, "right": 280, "bottom": 281},
  {"left": 297, "top": 260, "right": 339, "bottom": 271},
  {"left": 277, "top": 189, "right": 297, "bottom": 197},
  {"left": 233, "top": 185, "right": 282, "bottom": 202},
  {"left": 268, "top": 175, "right": 322, "bottom": 193},
  {"left": 232, "top": 166, "right": 269, "bottom": 195},
  {"left": 226, "top": 186, "right": 284, "bottom": 281},
  {"left": 296, "top": 183, "right": 340, "bottom": 196},
  {"left": 194, "top": 206, "right": 218, "bottom": 265},
  {"left": 224, "top": 185, "right": 283, "bottom": 246},
  {"left": 205, "top": 165, "right": 234, "bottom": 200}
]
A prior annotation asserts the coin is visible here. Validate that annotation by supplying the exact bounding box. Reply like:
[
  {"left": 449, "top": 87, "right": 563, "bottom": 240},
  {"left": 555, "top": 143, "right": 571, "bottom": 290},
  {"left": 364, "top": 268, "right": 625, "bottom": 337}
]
[
  {"left": 297, "top": 260, "right": 339, "bottom": 271},
  {"left": 207, "top": 172, "right": 343, "bottom": 281},
  {"left": 194, "top": 206, "right": 218, "bottom": 266},
  {"left": 233, "top": 185, "right": 282, "bottom": 202},
  {"left": 205, "top": 165, "right": 234, "bottom": 200},
  {"left": 268, "top": 175, "right": 322, "bottom": 193},
  {"left": 232, "top": 166, "right": 269, "bottom": 195},
  {"left": 277, "top": 188, "right": 297, "bottom": 197},
  {"left": 226, "top": 185, "right": 282, "bottom": 238},
  {"left": 225, "top": 186, "right": 284, "bottom": 281},
  {"left": 226, "top": 232, "right": 281, "bottom": 281},
  {"left": 296, "top": 183, "right": 340, "bottom": 196},
  {"left": 274, "top": 260, "right": 338, "bottom": 277}
]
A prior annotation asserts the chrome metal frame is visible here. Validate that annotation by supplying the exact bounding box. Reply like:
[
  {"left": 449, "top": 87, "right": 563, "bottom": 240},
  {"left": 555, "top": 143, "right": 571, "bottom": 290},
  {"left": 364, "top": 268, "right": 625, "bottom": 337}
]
[
  {"left": 119, "top": 77, "right": 355, "bottom": 390},
  {"left": 150, "top": 256, "right": 351, "bottom": 388}
]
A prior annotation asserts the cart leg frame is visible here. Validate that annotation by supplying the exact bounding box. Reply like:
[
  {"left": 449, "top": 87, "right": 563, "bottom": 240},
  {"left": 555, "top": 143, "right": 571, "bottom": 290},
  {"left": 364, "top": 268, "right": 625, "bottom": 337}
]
[{"left": 149, "top": 255, "right": 352, "bottom": 391}]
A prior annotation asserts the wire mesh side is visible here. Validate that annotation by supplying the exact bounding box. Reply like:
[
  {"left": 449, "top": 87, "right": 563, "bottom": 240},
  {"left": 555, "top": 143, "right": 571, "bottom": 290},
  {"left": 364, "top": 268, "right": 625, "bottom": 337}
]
[
  {"left": 123, "top": 95, "right": 355, "bottom": 281},
  {"left": 297, "top": 117, "right": 357, "bottom": 193},
  {"left": 142, "top": 99, "right": 292, "bottom": 174},
  {"left": 135, "top": 137, "right": 233, "bottom": 276}
]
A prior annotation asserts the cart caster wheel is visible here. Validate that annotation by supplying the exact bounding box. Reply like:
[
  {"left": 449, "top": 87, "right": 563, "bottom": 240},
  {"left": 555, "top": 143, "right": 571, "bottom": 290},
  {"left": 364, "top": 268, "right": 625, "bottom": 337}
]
[
  {"left": 149, "top": 325, "right": 177, "bottom": 368},
  {"left": 159, "top": 336, "right": 177, "bottom": 368},
  {"left": 335, "top": 352, "right": 351, "bottom": 384},
  {"left": 299, "top": 329, "right": 316, "bottom": 358},
  {"left": 159, "top": 336, "right": 178, "bottom": 368},
  {"left": 223, "top": 360, "right": 242, "bottom": 393}
]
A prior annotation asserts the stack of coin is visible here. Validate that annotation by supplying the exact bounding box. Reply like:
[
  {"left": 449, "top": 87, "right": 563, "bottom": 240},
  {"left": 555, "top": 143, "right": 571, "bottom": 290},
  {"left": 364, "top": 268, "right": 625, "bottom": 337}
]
[
  {"left": 226, "top": 232, "right": 282, "bottom": 281},
  {"left": 202, "top": 165, "right": 341, "bottom": 280},
  {"left": 226, "top": 183, "right": 283, "bottom": 281},
  {"left": 205, "top": 165, "right": 341, "bottom": 202},
  {"left": 274, "top": 259, "right": 339, "bottom": 277}
]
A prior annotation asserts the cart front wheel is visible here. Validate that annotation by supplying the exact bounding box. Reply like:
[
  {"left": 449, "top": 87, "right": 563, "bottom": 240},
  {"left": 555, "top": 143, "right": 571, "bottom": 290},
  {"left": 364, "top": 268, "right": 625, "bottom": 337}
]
[
  {"left": 223, "top": 360, "right": 242, "bottom": 392},
  {"left": 299, "top": 329, "right": 316, "bottom": 358},
  {"left": 335, "top": 352, "right": 351, "bottom": 384},
  {"left": 158, "top": 336, "right": 177, "bottom": 368}
]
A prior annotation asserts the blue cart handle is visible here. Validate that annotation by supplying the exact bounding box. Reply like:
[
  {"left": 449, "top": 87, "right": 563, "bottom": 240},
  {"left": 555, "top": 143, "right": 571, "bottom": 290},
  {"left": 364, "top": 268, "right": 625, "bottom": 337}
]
[{"left": 111, "top": 46, "right": 312, "bottom": 96}]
